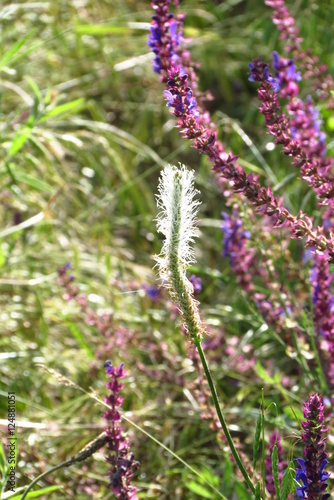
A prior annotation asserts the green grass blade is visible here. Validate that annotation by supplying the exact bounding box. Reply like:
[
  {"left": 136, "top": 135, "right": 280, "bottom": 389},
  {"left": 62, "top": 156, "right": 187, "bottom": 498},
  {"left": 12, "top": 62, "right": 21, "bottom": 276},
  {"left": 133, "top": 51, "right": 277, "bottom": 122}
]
[
  {"left": 0, "top": 30, "right": 37, "bottom": 69},
  {"left": 3, "top": 485, "right": 63, "bottom": 499},
  {"left": 281, "top": 462, "right": 294, "bottom": 500},
  {"left": 66, "top": 321, "right": 95, "bottom": 359},
  {"left": 252, "top": 409, "right": 262, "bottom": 472},
  {"left": 14, "top": 172, "right": 54, "bottom": 193},
  {"left": 39, "top": 98, "right": 86, "bottom": 123},
  {"left": 272, "top": 444, "right": 281, "bottom": 500},
  {"left": 254, "top": 481, "right": 261, "bottom": 500},
  {"left": 8, "top": 126, "right": 32, "bottom": 157}
]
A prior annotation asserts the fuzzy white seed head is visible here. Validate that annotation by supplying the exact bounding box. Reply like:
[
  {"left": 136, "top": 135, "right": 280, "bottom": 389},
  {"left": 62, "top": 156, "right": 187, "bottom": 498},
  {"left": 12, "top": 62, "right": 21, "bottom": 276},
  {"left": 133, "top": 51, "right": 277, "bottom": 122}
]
[{"left": 155, "top": 164, "right": 200, "bottom": 281}]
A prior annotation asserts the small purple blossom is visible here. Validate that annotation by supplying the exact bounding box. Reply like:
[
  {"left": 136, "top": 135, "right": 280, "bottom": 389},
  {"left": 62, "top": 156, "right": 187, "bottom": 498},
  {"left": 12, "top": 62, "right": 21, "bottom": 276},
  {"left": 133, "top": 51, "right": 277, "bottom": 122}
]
[
  {"left": 144, "top": 284, "right": 161, "bottom": 301},
  {"left": 271, "top": 51, "right": 301, "bottom": 98},
  {"left": 221, "top": 212, "right": 250, "bottom": 261},
  {"left": 163, "top": 87, "right": 199, "bottom": 116},
  {"left": 189, "top": 274, "right": 202, "bottom": 295},
  {"left": 264, "top": 66, "right": 281, "bottom": 93}
]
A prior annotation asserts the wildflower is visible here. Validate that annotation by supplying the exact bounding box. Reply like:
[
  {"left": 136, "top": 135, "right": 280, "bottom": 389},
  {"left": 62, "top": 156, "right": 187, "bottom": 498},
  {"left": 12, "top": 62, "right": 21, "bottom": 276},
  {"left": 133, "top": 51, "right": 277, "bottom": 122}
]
[
  {"left": 249, "top": 58, "right": 334, "bottom": 208},
  {"left": 310, "top": 254, "right": 334, "bottom": 386},
  {"left": 155, "top": 164, "right": 203, "bottom": 342},
  {"left": 148, "top": 1, "right": 182, "bottom": 77},
  {"left": 103, "top": 361, "right": 139, "bottom": 499},
  {"left": 150, "top": 2, "right": 334, "bottom": 262},
  {"left": 295, "top": 393, "right": 330, "bottom": 499},
  {"left": 57, "top": 264, "right": 79, "bottom": 300},
  {"left": 189, "top": 274, "right": 202, "bottom": 295},
  {"left": 265, "top": 0, "right": 334, "bottom": 105},
  {"left": 272, "top": 51, "right": 301, "bottom": 98},
  {"left": 144, "top": 284, "right": 161, "bottom": 301},
  {"left": 221, "top": 211, "right": 293, "bottom": 333}
]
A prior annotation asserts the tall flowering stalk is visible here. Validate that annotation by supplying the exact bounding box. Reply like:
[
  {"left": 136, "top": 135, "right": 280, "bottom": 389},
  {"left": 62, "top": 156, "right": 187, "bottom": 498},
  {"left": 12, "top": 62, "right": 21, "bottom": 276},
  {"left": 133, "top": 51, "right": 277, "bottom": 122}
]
[
  {"left": 295, "top": 393, "right": 330, "bottom": 499},
  {"left": 149, "top": 1, "right": 334, "bottom": 262},
  {"left": 155, "top": 164, "right": 203, "bottom": 343},
  {"left": 155, "top": 164, "right": 256, "bottom": 494},
  {"left": 148, "top": 0, "right": 182, "bottom": 78},
  {"left": 248, "top": 58, "right": 334, "bottom": 207},
  {"left": 265, "top": 0, "right": 334, "bottom": 106},
  {"left": 103, "top": 361, "right": 139, "bottom": 499},
  {"left": 310, "top": 256, "right": 334, "bottom": 388},
  {"left": 221, "top": 211, "right": 296, "bottom": 336}
]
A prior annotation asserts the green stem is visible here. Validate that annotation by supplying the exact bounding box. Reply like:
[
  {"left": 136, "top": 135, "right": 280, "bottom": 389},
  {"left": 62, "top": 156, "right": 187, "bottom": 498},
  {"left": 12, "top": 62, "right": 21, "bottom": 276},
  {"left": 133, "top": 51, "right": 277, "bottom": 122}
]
[
  {"left": 308, "top": 328, "right": 329, "bottom": 397},
  {"left": 261, "top": 391, "right": 266, "bottom": 499},
  {"left": 194, "top": 339, "right": 256, "bottom": 495},
  {"left": 20, "top": 460, "right": 72, "bottom": 500}
]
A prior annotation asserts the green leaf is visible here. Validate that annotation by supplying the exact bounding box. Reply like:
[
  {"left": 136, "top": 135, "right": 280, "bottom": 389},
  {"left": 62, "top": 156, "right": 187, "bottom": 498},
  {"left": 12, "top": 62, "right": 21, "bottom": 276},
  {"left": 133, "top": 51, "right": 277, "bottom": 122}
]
[
  {"left": 327, "top": 116, "right": 334, "bottom": 131},
  {"left": 39, "top": 98, "right": 85, "bottom": 123},
  {"left": 0, "top": 444, "right": 6, "bottom": 476},
  {"left": 75, "top": 24, "right": 131, "bottom": 36},
  {"left": 0, "top": 30, "right": 37, "bottom": 69},
  {"left": 223, "top": 460, "right": 232, "bottom": 492},
  {"left": 14, "top": 172, "right": 54, "bottom": 193},
  {"left": 272, "top": 444, "right": 281, "bottom": 500},
  {"left": 254, "top": 481, "right": 262, "bottom": 500},
  {"left": 8, "top": 127, "right": 32, "bottom": 156},
  {"left": 186, "top": 481, "right": 214, "bottom": 499},
  {"left": 255, "top": 361, "right": 275, "bottom": 384},
  {"left": 234, "top": 481, "right": 250, "bottom": 500},
  {"left": 281, "top": 462, "right": 294, "bottom": 500},
  {"left": 283, "top": 406, "right": 303, "bottom": 422},
  {"left": 253, "top": 409, "right": 262, "bottom": 471},
  {"left": 25, "top": 77, "right": 42, "bottom": 104},
  {"left": 0, "top": 246, "right": 5, "bottom": 270},
  {"left": 66, "top": 321, "right": 94, "bottom": 359},
  {"left": 3, "top": 485, "right": 62, "bottom": 499}
]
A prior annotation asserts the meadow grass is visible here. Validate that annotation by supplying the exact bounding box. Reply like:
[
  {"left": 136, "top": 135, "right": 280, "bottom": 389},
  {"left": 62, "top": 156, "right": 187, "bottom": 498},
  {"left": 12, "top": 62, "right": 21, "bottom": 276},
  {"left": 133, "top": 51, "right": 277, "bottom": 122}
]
[{"left": 1, "top": 0, "right": 334, "bottom": 498}]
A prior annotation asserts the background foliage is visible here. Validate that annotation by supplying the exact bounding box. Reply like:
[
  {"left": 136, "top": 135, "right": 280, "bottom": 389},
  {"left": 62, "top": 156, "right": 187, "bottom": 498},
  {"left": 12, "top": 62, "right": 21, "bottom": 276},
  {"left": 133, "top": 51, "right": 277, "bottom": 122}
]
[{"left": 1, "top": 0, "right": 334, "bottom": 498}]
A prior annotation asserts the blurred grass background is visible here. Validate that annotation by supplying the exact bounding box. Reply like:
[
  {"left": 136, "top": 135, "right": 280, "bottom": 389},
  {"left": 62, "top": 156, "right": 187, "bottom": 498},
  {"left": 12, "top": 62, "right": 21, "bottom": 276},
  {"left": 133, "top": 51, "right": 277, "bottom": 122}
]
[{"left": 1, "top": 0, "right": 334, "bottom": 498}]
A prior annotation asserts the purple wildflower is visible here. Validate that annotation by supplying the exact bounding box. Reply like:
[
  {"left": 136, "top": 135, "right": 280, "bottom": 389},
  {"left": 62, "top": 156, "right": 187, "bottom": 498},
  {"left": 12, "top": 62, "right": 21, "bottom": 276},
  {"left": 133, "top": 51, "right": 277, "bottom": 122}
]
[
  {"left": 271, "top": 51, "right": 301, "bottom": 98},
  {"left": 288, "top": 96, "right": 328, "bottom": 161},
  {"left": 265, "top": 0, "right": 334, "bottom": 106},
  {"left": 150, "top": 2, "right": 334, "bottom": 262},
  {"left": 221, "top": 211, "right": 294, "bottom": 333},
  {"left": 144, "top": 284, "right": 161, "bottom": 301},
  {"left": 103, "top": 361, "right": 139, "bottom": 499},
  {"left": 163, "top": 86, "right": 199, "bottom": 116},
  {"left": 310, "top": 254, "right": 334, "bottom": 386},
  {"left": 189, "top": 274, "right": 202, "bottom": 295},
  {"left": 295, "top": 394, "right": 330, "bottom": 500},
  {"left": 57, "top": 264, "right": 79, "bottom": 300},
  {"left": 248, "top": 58, "right": 334, "bottom": 209},
  {"left": 264, "top": 66, "right": 281, "bottom": 93},
  {"left": 148, "top": 1, "right": 182, "bottom": 77}
]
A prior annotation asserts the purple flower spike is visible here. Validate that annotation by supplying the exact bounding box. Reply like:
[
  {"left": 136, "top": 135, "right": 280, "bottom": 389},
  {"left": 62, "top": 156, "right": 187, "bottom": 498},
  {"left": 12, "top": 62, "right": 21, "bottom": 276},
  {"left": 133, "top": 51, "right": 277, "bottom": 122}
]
[
  {"left": 148, "top": 1, "right": 183, "bottom": 77},
  {"left": 103, "top": 361, "right": 139, "bottom": 499},
  {"left": 295, "top": 393, "right": 330, "bottom": 500}
]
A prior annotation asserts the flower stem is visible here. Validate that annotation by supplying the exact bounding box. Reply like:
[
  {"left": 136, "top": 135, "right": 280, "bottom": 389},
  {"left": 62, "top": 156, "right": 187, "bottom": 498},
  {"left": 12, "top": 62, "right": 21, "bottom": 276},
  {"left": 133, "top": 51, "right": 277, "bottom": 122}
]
[{"left": 194, "top": 339, "right": 256, "bottom": 495}]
